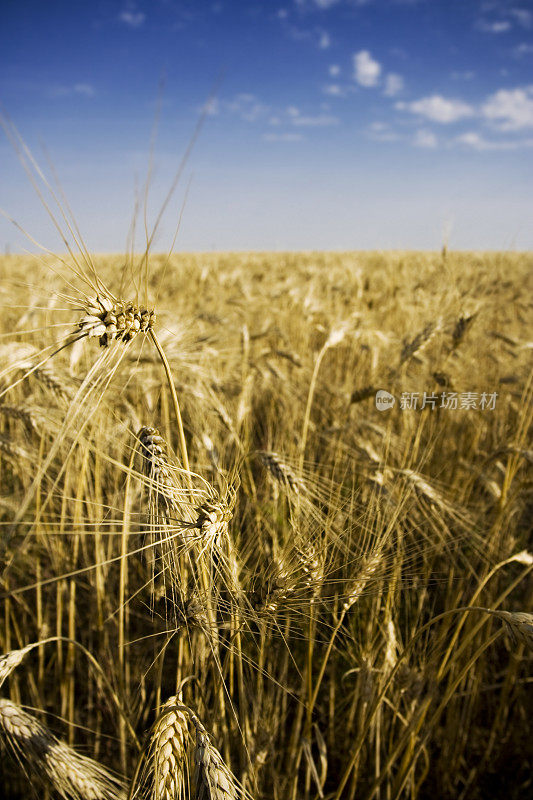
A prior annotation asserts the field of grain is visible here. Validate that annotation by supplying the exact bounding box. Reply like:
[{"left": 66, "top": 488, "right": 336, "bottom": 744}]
[{"left": 0, "top": 249, "right": 532, "bottom": 799}]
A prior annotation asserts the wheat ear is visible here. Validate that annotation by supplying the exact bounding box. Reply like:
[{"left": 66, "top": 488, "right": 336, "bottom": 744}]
[
  {"left": 130, "top": 695, "right": 189, "bottom": 800},
  {"left": 138, "top": 426, "right": 181, "bottom": 518},
  {"left": 0, "top": 643, "right": 36, "bottom": 688},
  {"left": 77, "top": 294, "right": 155, "bottom": 347},
  {"left": 191, "top": 715, "right": 238, "bottom": 800},
  {"left": 257, "top": 451, "right": 306, "bottom": 496},
  {"left": 0, "top": 698, "right": 126, "bottom": 800}
]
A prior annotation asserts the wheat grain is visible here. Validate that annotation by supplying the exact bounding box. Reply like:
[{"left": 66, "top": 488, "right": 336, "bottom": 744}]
[{"left": 77, "top": 295, "right": 155, "bottom": 347}]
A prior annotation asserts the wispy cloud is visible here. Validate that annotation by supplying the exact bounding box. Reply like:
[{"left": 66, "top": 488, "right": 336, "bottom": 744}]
[
  {"left": 476, "top": 6, "right": 532, "bottom": 34},
  {"left": 280, "top": 19, "right": 333, "bottom": 50},
  {"left": 482, "top": 86, "right": 533, "bottom": 130},
  {"left": 72, "top": 83, "right": 96, "bottom": 97},
  {"left": 509, "top": 8, "right": 533, "bottom": 28},
  {"left": 202, "top": 97, "right": 219, "bottom": 116},
  {"left": 413, "top": 129, "right": 437, "bottom": 148},
  {"left": 451, "top": 70, "right": 476, "bottom": 80},
  {"left": 225, "top": 93, "right": 270, "bottom": 122},
  {"left": 293, "top": 114, "right": 339, "bottom": 126},
  {"left": 318, "top": 30, "right": 331, "bottom": 49},
  {"left": 47, "top": 83, "right": 96, "bottom": 99},
  {"left": 513, "top": 43, "right": 533, "bottom": 57},
  {"left": 368, "top": 121, "right": 400, "bottom": 143},
  {"left": 214, "top": 95, "right": 338, "bottom": 133},
  {"left": 396, "top": 94, "right": 474, "bottom": 123},
  {"left": 329, "top": 64, "right": 340, "bottom": 77},
  {"left": 477, "top": 19, "right": 512, "bottom": 34},
  {"left": 322, "top": 83, "right": 345, "bottom": 96},
  {"left": 455, "top": 131, "right": 533, "bottom": 150},
  {"left": 119, "top": 9, "right": 146, "bottom": 28},
  {"left": 262, "top": 132, "right": 304, "bottom": 142},
  {"left": 287, "top": 106, "right": 340, "bottom": 128},
  {"left": 353, "top": 50, "right": 381, "bottom": 87},
  {"left": 384, "top": 73, "right": 404, "bottom": 97},
  {"left": 300, "top": 0, "right": 342, "bottom": 8}
]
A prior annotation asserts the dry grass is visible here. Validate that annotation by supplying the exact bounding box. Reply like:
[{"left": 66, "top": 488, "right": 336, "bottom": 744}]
[{"left": 0, "top": 245, "right": 532, "bottom": 800}]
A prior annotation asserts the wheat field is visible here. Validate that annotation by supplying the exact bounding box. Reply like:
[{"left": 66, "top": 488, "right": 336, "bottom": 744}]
[{"left": 0, "top": 246, "right": 532, "bottom": 799}]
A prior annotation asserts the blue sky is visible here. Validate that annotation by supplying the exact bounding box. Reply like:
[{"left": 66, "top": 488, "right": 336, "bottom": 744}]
[{"left": 1, "top": 0, "right": 532, "bottom": 252}]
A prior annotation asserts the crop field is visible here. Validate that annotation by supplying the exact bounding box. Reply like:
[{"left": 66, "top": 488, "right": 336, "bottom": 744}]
[{"left": 0, "top": 246, "right": 532, "bottom": 800}]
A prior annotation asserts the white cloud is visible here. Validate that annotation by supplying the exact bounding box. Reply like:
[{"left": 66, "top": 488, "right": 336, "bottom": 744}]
[
  {"left": 318, "top": 31, "right": 331, "bottom": 49},
  {"left": 368, "top": 122, "right": 400, "bottom": 143},
  {"left": 353, "top": 50, "right": 382, "bottom": 88},
  {"left": 226, "top": 93, "right": 269, "bottom": 122},
  {"left": 384, "top": 73, "right": 404, "bottom": 97},
  {"left": 477, "top": 19, "right": 512, "bottom": 33},
  {"left": 513, "top": 43, "right": 533, "bottom": 57},
  {"left": 397, "top": 94, "right": 474, "bottom": 123},
  {"left": 119, "top": 10, "right": 146, "bottom": 28},
  {"left": 47, "top": 83, "right": 96, "bottom": 98},
  {"left": 323, "top": 83, "right": 345, "bottom": 96},
  {"left": 451, "top": 70, "right": 476, "bottom": 80},
  {"left": 292, "top": 113, "right": 339, "bottom": 126},
  {"left": 510, "top": 9, "right": 532, "bottom": 28},
  {"left": 262, "top": 132, "right": 304, "bottom": 142},
  {"left": 329, "top": 64, "right": 340, "bottom": 77},
  {"left": 413, "top": 129, "right": 438, "bottom": 148},
  {"left": 73, "top": 83, "right": 96, "bottom": 97},
  {"left": 482, "top": 86, "right": 533, "bottom": 130},
  {"left": 455, "top": 131, "right": 533, "bottom": 150},
  {"left": 308, "top": 0, "right": 342, "bottom": 8},
  {"left": 318, "top": 30, "right": 331, "bottom": 49},
  {"left": 203, "top": 98, "right": 219, "bottom": 116}
]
